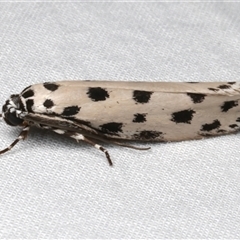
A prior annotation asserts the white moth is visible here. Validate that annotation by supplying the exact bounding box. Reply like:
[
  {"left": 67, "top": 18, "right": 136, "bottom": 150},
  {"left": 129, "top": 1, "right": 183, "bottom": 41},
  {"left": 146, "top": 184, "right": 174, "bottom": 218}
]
[{"left": 1, "top": 81, "right": 240, "bottom": 165}]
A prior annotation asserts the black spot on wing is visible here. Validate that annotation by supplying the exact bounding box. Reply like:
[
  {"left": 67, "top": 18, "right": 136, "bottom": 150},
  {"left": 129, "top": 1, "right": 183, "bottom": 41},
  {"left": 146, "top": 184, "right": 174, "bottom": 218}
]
[
  {"left": 99, "top": 122, "right": 123, "bottom": 135},
  {"left": 171, "top": 109, "right": 195, "bottom": 124},
  {"left": 201, "top": 119, "right": 221, "bottom": 131},
  {"left": 236, "top": 117, "right": 240, "bottom": 122},
  {"left": 18, "top": 97, "right": 26, "bottom": 111},
  {"left": 43, "top": 99, "right": 54, "bottom": 109},
  {"left": 217, "top": 129, "right": 227, "bottom": 133},
  {"left": 61, "top": 106, "right": 80, "bottom": 116},
  {"left": 187, "top": 93, "right": 206, "bottom": 103},
  {"left": 132, "top": 113, "right": 147, "bottom": 123},
  {"left": 21, "top": 85, "right": 32, "bottom": 94},
  {"left": 133, "top": 90, "right": 153, "bottom": 104},
  {"left": 228, "top": 82, "right": 236, "bottom": 85},
  {"left": 87, "top": 87, "right": 109, "bottom": 101},
  {"left": 221, "top": 100, "right": 238, "bottom": 112},
  {"left": 43, "top": 82, "right": 59, "bottom": 91},
  {"left": 218, "top": 84, "right": 231, "bottom": 89},
  {"left": 208, "top": 88, "right": 219, "bottom": 92},
  {"left": 26, "top": 99, "right": 34, "bottom": 113},
  {"left": 229, "top": 124, "right": 239, "bottom": 129},
  {"left": 22, "top": 89, "right": 34, "bottom": 98},
  {"left": 133, "top": 130, "right": 163, "bottom": 140}
]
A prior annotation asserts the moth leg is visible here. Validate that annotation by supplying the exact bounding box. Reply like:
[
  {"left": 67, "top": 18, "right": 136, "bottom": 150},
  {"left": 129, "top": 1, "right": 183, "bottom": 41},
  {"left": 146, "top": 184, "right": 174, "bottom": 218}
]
[
  {"left": 73, "top": 133, "right": 113, "bottom": 166},
  {"left": 0, "top": 125, "right": 30, "bottom": 154},
  {"left": 53, "top": 129, "right": 113, "bottom": 166}
]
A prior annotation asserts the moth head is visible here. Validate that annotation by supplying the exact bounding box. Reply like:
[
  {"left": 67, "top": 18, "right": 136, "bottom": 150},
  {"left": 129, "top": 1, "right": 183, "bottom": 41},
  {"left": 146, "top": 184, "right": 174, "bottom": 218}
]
[{"left": 1, "top": 94, "right": 24, "bottom": 126}]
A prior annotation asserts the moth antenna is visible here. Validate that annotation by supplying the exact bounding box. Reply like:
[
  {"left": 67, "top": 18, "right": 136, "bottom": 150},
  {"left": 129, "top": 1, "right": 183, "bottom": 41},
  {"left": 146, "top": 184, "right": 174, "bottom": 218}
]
[{"left": 0, "top": 125, "right": 30, "bottom": 154}]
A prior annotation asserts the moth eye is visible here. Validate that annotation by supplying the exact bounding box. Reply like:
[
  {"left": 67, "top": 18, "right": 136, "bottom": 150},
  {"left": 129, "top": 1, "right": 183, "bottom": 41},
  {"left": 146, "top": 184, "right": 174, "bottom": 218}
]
[
  {"left": 2, "top": 98, "right": 24, "bottom": 126},
  {"left": 3, "top": 110, "right": 23, "bottom": 126}
]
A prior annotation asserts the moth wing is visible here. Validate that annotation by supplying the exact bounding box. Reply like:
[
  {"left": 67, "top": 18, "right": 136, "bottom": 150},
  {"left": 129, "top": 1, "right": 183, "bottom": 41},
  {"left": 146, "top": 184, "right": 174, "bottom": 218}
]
[{"left": 22, "top": 81, "right": 240, "bottom": 141}]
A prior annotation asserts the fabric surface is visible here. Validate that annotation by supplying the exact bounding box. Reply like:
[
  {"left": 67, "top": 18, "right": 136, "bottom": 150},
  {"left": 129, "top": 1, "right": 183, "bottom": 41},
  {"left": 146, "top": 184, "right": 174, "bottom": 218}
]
[{"left": 0, "top": 2, "right": 240, "bottom": 238}]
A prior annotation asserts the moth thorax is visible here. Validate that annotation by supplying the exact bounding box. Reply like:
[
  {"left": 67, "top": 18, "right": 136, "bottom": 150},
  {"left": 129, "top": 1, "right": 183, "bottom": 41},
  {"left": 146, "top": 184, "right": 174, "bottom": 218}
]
[{"left": 2, "top": 94, "right": 24, "bottom": 126}]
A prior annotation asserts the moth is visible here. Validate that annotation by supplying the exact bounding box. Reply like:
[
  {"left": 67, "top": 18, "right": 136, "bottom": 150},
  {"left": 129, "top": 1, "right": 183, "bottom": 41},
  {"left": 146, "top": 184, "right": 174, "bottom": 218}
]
[{"left": 1, "top": 81, "right": 240, "bottom": 166}]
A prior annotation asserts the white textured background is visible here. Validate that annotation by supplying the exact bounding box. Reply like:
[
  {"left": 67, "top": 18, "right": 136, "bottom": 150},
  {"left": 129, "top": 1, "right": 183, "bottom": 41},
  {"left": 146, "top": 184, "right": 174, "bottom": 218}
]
[{"left": 0, "top": 2, "right": 240, "bottom": 238}]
